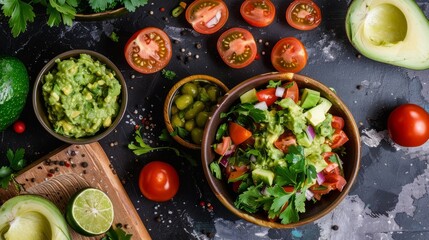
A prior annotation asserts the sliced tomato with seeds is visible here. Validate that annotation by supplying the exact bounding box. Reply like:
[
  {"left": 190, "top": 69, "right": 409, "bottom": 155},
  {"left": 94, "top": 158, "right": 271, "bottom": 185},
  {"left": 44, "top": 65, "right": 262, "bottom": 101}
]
[
  {"left": 240, "top": 0, "right": 276, "bottom": 27},
  {"left": 124, "top": 27, "right": 172, "bottom": 74},
  {"left": 271, "top": 37, "right": 307, "bottom": 73},
  {"left": 217, "top": 28, "right": 257, "bottom": 68},
  {"left": 185, "top": 0, "right": 229, "bottom": 34},
  {"left": 286, "top": 0, "right": 322, "bottom": 31}
]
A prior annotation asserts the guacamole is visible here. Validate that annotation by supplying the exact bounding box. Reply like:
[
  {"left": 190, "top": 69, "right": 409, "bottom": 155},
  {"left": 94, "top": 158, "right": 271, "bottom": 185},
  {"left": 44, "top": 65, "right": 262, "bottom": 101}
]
[{"left": 42, "top": 53, "right": 121, "bottom": 138}]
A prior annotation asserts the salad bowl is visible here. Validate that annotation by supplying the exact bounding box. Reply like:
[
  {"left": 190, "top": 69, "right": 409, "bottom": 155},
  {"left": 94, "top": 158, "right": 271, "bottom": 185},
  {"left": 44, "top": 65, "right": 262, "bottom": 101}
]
[{"left": 201, "top": 72, "right": 361, "bottom": 228}]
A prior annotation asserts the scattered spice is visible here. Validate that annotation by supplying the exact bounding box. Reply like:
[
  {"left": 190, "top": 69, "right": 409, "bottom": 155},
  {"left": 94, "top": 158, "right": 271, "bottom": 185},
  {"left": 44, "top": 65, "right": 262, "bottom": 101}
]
[
  {"left": 80, "top": 162, "right": 89, "bottom": 168},
  {"left": 332, "top": 225, "right": 339, "bottom": 230},
  {"left": 172, "top": 2, "right": 187, "bottom": 17}
]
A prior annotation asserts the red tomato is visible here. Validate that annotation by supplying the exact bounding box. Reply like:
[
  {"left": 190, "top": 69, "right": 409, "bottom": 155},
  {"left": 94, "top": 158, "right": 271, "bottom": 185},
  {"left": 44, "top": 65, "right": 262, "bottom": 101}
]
[
  {"left": 139, "top": 161, "right": 179, "bottom": 202},
  {"left": 388, "top": 104, "right": 429, "bottom": 147},
  {"left": 240, "top": 0, "right": 276, "bottom": 27},
  {"left": 229, "top": 122, "right": 252, "bottom": 145},
  {"left": 331, "top": 116, "right": 345, "bottom": 130},
  {"left": 329, "top": 129, "right": 349, "bottom": 149},
  {"left": 271, "top": 37, "right": 308, "bottom": 73},
  {"left": 282, "top": 81, "right": 299, "bottom": 103},
  {"left": 286, "top": 0, "right": 322, "bottom": 31},
  {"left": 185, "top": 0, "right": 229, "bottom": 34},
  {"left": 283, "top": 186, "right": 295, "bottom": 193},
  {"left": 214, "top": 136, "right": 232, "bottom": 155},
  {"left": 274, "top": 131, "right": 297, "bottom": 153},
  {"left": 217, "top": 28, "right": 257, "bottom": 68},
  {"left": 324, "top": 173, "right": 346, "bottom": 192},
  {"left": 13, "top": 120, "right": 26, "bottom": 134},
  {"left": 124, "top": 27, "right": 172, "bottom": 74},
  {"left": 256, "top": 88, "right": 277, "bottom": 106}
]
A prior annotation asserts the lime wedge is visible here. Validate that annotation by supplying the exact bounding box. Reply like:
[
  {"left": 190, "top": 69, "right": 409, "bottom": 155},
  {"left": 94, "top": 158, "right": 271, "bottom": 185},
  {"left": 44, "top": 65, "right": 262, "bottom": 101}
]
[{"left": 66, "top": 188, "right": 114, "bottom": 236}]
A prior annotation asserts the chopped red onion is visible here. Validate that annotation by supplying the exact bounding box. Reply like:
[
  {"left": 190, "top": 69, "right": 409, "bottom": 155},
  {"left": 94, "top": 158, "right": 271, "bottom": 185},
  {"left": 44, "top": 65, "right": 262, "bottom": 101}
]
[
  {"left": 305, "top": 125, "right": 316, "bottom": 141},
  {"left": 316, "top": 172, "right": 325, "bottom": 185},
  {"left": 305, "top": 189, "right": 314, "bottom": 200},
  {"left": 254, "top": 101, "right": 268, "bottom": 110},
  {"left": 275, "top": 87, "right": 285, "bottom": 98}
]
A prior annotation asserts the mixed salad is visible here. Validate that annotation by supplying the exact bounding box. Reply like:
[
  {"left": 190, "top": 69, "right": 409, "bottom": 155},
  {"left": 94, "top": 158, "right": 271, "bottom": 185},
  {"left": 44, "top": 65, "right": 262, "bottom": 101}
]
[{"left": 210, "top": 80, "right": 349, "bottom": 224}]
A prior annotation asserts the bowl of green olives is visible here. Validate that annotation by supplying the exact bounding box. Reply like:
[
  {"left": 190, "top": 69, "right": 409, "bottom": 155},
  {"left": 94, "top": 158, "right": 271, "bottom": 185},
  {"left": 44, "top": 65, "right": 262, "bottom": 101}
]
[{"left": 164, "top": 75, "right": 229, "bottom": 149}]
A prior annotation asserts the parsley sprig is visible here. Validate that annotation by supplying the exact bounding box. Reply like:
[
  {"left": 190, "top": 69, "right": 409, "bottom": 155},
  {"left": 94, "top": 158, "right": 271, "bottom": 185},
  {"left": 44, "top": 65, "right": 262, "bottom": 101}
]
[
  {"left": 101, "top": 226, "right": 132, "bottom": 240},
  {"left": 0, "top": 148, "right": 26, "bottom": 189}
]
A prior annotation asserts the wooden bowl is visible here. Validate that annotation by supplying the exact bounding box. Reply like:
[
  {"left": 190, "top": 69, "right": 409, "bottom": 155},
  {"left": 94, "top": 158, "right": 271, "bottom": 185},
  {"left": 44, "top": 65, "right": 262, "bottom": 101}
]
[
  {"left": 164, "top": 75, "right": 229, "bottom": 149},
  {"left": 33, "top": 50, "right": 128, "bottom": 144},
  {"left": 201, "top": 72, "right": 361, "bottom": 228}
]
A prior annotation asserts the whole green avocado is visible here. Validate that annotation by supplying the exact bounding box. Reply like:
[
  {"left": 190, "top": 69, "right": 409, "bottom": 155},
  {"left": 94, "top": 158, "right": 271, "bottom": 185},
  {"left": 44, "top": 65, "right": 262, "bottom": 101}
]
[{"left": 0, "top": 56, "right": 29, "bottom": 131}]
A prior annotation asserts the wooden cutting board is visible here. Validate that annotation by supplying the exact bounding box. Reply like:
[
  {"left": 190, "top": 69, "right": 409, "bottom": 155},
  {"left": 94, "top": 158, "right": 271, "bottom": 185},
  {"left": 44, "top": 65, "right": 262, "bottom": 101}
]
[{"left": 0, "top": 142, "right": 151, "bottom": 240}]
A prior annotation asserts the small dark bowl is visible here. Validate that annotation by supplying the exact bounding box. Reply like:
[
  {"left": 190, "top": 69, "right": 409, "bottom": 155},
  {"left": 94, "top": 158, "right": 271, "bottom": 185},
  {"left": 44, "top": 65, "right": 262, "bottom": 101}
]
[
  {"left": 201, "top": 72, "right": 361, "bottom": 228},
  {"left": 164, "top": 75, "right": 229, "bottom": 149},
  {"left": 33, "top": 50, "right": 128, "bottom": 144}
]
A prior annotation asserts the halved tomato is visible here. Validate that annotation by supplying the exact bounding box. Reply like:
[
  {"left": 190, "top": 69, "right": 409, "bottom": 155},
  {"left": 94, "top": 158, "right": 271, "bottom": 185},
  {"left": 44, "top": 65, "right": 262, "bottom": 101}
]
[
  {"left": 124, "top": 27, "right": 172, "bottom": 74},
  {"left": 217, "top": 28, "right": 257, "bottom": 68},
  {"left": 271, "top": 37, "right": 307, "bottom": 73},
  {"left": 282, "top": 81, "right": 299, "bottom": 103},
  {"left": 240, "top": 0, "right": 276, "bottom": 27},
  {"left": 185, "top": 0, "right": 229, "bottom": 34},
  {"left": 286, "top": 0, "right": 322, "bottom": 31}
]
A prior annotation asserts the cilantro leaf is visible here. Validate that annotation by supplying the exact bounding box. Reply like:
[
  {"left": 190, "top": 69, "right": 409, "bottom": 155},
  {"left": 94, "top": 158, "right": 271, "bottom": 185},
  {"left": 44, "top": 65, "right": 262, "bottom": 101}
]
[
  {"left": 2, "top": 0, "right": 36, "bottom": 37},
  {"left": 221, "top": 103, "right": 268, "bottom": 123},
  {"left": 234, "top": 184, "right": 266, "bottom": 213},
  {"left": 294, "top": 191, "right": 306, "bottom": 213},
  {"left": 88, "top": 0, "right": 115, "bottom": 12},
  {"left": 267, "top": 80, "right": 281, "bottom": 88},
  {"left": 123, "top": 0, "right": 148, "bottom": 12},
  {"left": 215, "top": 123, "right": 227, "bottom": 141},
  {"left": 161, "top": 69, "right": 177, "bottom": 80},
  {"left": 279, "top": 200, "right": 299, "bottom": 224},
  {"left": 102, "top": 226, "right": 132, "bottom": 240},
  {"left": 0, "top": 148, "right": 26, "bottom": 189}
]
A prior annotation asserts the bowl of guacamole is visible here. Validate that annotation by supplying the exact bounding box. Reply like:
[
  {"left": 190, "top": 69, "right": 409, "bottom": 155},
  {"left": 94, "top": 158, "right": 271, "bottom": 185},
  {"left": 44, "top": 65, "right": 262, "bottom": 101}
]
[{"left": 33, "top": 50, "right": 128, "bottom": 144}]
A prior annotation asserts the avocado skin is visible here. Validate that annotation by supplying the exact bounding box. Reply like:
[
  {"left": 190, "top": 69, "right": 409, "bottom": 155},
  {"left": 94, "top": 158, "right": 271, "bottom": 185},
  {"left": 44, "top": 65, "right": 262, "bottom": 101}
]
[
  {"left": 346, "top": 0, "right": 429, "bottom": 70},
  {"left": 0, "top": 56, "right": 29, "bottom": 131}
]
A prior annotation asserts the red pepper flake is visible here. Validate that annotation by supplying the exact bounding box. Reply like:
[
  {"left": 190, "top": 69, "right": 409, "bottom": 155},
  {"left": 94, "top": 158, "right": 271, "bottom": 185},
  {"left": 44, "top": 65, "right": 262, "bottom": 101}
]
[
  {"left": 65, "top": 162, "right": 71, "bottom": 167},
  {"left": 47, "top": 173, "right": 53, "bottom": 177},
  {"left": 159, "top": 7, "right": 165, "bottom": 12}
]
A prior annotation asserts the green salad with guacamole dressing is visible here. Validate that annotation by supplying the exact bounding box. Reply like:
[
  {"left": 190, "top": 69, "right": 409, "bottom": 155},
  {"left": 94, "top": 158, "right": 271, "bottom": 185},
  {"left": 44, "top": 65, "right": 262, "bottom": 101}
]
[{"left": 42, "top": 54, "right": 121, "bottom": 138}]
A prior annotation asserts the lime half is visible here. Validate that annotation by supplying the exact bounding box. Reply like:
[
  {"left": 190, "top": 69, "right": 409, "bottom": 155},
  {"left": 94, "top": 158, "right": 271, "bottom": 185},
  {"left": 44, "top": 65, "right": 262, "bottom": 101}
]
[{"left": 66, "top": 188, "right": 114, "bottom": 236}]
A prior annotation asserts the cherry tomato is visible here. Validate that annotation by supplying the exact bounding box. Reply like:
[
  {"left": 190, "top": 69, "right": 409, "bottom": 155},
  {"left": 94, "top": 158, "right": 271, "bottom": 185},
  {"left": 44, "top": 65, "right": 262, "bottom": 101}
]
[
  {"left": 329, "top": 129, "right": 349, "bottom": 149},
  {"left": 387, "top": 103, "right": 429, "bottom": 147},
  {"left": 282, "top": 81, "right": 299, "bottom": 103},
  {"left": 229, "top": 122, "right": 252, "bottom": 145},
  {"left": 138, "top": 161, "right": 179, "bottom": 202},
  {"left": 256, "top": 88, "right": 277, "bottom": 106},
  {"left": 13, "top": 120, "right": 25, "bottom": 134},
  {"left": 124, "top": 27, "right": 172, "bottom": 74},
  {"left": 286, "top": 0, "right": 322, "bottom": 31},
  {"left": 271, "top": 37, "right": 308, "bottom": 73},
  {"left": 240, "top": 0, "right": 276, "bottom": 28},
  {"left": 185, "top": 0, "right": 229, "bottom": 34},
  {"left": 217, "top": 28, "right": 257, "bottom": 68},
  {"left": 331, "top": 116, "right": 345, "bottom": 130}
]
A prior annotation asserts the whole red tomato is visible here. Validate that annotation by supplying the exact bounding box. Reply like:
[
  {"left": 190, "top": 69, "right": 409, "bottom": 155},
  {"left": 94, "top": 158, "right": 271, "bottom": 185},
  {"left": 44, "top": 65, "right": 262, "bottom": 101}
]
[
  {"left": 139, "top": 161, "right": 179, "bottom": 202},
  {"left": 387, "top": 104, "right": 429, "bottom": 147}
]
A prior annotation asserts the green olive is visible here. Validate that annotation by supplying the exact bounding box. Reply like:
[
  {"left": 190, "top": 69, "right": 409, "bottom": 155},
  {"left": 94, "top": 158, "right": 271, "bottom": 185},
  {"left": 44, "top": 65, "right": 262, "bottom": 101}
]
[
  {"left": 206, "top": 85, "right": 221, "bottom": 102},
  {"left": 181, "top": 82, "right": 199, "bottom": 98},
  {"left": 174, "top": 94, "right": 194, "bottom": 110},
  {"left": 196, "top": 111, "right": 209, "bottom": 128},
  {"left": 191, "top": 128, "right": 203, "bottom": 144},
  {"left": 184, "top": 101, "right": 205, "bottom": 120},
  {"left": 171, "top": 105, "right": 178, "bottom": 115},
  {"left": 184, "top": 119, "right": 195, "bottom": 132},
  {"left": 171, "top": 113, "right": 185, "bottom": 128}
]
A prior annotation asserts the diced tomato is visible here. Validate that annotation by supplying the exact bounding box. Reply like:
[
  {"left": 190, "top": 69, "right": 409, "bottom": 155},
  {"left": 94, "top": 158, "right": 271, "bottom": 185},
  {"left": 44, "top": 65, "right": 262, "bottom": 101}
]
[
  {"left": 329, "top": 129, "right": 349, "bottom": 149},
  {"left": 283, "top": 186, "right": 295, "bottom": 193},
  {"left": 214, "top": 136, "right": 232, "bottom": 155},
  {"left": 256, "top": 88, "right": 277, "bottom": 106},
  {"left": 229, "top": 122, "right": 252, "bottom": 145},
  {"left": 324, "top": 173, "right": 347, "bottom": 192},
  {"left": 282, "top": 81, "right": 299, "bottom": 103},
  {"left": 331, "top": 116, "right": 345, "bottom": 130},
  {"left": 274, "top": 131, "right": 297, "bottom": 153},
  {"left": 228, "top": 167, "right": 248, "bottom": 182}
]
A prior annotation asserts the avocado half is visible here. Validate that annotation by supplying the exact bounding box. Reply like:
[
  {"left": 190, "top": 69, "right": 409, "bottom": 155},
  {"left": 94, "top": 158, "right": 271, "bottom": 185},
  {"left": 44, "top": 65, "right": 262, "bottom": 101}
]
[
  {"left": 346, "top": 0, "right": 429, "bottom": 70},
  {"left": 0, "top": 195, "right": 71, "bottom": 240}
]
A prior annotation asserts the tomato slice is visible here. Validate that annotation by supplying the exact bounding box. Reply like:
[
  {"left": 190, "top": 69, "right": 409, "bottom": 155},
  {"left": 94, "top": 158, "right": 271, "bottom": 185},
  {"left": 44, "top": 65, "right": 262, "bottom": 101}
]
[
  {"left": 274, "top": 131, "right": 297, "bottom": 153},
  {"left": 282, "top": 81, "right": 299, "bottom": 103},
  {"left": 324, "top": 173, "right": 346, "bottom": 192},
  {"left": 217, "top": 28, "right": 257, "bottom": 68},
  {"left": 331, "top": 116, "right": 345, "bottom": 130},
  {"left": 229, "top": 122, "right": 252, "bottom": 145},
  {"left": 329, "top": 129, "right": 349, "bottom": 149},
  {"left": 214, "top": 136, "right": 232, "bottom": 155},
  {"left": 256, "top": 88, "right": 277, "bottom": 106},
  {"left": 124, "top": 27, "right": 172, "bottom": 74},
  {"left": 271, "top": 37, "right": 308, "bottom": 73},
  {"left": 240, "top": 0, "right": 276, "bottom": 27},
  {"left": 286, "top": 0, "right": 322, "bottom": 31},
  {"left": 185, "top": 0, "right": 229, "bottom": 34}
]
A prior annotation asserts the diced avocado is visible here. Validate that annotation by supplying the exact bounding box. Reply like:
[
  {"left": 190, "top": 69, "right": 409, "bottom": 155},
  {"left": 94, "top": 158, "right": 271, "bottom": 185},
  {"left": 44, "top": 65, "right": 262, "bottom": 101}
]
[
  {"left": 0, "top": 195, "right": 72, "bottom": 240},
  {"left": 346, "top": 0, "right": 429, "bottom": 70},
  {"left": 306, "top": 154, "right": 328, "bottom": 173},
  {"left": 296, "top": 132, "right": 312, "bottom": 147},
  {"left": 240, "top": 88, "right": 258, "bottom": 103},
  {"left": 305, "top": 98, "right": 332, "bottom": 126},
  {"left": 252, "top": 169, "right": 275, "bottom": 186},
  {"left": 300, "top": 88, "right": 320, "bottom": 109}
]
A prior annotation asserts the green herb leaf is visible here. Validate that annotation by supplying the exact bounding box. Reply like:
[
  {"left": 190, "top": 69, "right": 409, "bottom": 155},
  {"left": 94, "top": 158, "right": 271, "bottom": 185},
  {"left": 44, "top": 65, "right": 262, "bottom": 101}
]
[
  {"left": 267, "top": 80, "right": 281, "bottom": 88},
  {"left": 209, "top": 162, "right": 222, "bottom": 180},
  {"left": 171, "top": 127, "right": 188, "bottom": 139},
  {"left": 102, "top": 226, "right": 132, "bottom": 240},
  {"left": 109, "top": 31, "right": 119, "bottom": 42},
  {"left": 122, "top": 0, "right": 148, "bottom": 12},
  {"left": 161, "top": 69, "right": 177, "bottom": 80},
  {"left": 221, "top": 103, "right": 267, "bottom": 123},
  {"left": 215, "top": 123, "right": 227, "bottom": 141},
  {"left": 2, "top": 0, "right": 36, "bottom": 37},
  {"left": 234, "top": 184, "right": 266, "bottom": 213},
  {"left": 0, "top": 166, "right": 12, "bottom": 179}
]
